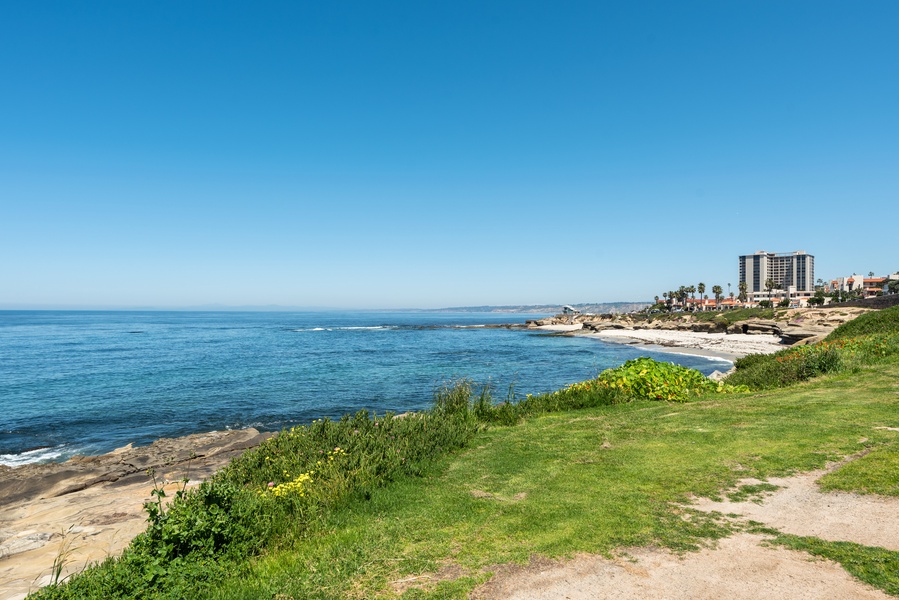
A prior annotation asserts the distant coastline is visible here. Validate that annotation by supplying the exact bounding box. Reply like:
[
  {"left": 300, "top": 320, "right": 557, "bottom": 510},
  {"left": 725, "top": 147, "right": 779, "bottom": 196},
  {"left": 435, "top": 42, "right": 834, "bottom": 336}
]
[{"left": 428, "top": 302, "right": 651, "bottom": 314}]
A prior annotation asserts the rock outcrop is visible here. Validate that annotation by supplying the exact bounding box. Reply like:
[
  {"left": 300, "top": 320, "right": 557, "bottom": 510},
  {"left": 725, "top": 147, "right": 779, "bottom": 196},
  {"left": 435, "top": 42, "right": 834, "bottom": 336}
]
[{"left": 0, "top": 428, "right": 270, "bottom": 599}]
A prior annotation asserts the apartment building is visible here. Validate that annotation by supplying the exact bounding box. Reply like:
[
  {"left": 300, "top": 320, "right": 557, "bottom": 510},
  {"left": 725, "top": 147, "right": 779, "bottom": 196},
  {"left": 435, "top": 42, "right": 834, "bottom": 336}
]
[{"left": 738, "top": 250, "right": 815, "bottom": 302}]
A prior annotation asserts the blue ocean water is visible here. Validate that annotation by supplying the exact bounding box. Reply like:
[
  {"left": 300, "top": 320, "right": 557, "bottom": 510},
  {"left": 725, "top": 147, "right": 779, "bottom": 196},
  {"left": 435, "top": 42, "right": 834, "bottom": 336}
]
[{"left": 0, "top": 311, "right": 732, "bottom": 466}]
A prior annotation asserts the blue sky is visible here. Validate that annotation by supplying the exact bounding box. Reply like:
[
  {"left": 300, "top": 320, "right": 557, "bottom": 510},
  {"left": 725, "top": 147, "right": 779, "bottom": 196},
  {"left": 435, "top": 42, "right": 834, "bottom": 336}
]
[{"left": 2, "top": 2, "right": 897, "bottom": 309}]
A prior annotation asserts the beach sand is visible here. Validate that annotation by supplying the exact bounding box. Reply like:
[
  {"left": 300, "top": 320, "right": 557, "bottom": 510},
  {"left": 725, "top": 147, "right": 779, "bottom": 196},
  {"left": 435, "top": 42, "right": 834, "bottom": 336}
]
[{"left": 586, "top": 329, "right": 786, "bottom": 361}]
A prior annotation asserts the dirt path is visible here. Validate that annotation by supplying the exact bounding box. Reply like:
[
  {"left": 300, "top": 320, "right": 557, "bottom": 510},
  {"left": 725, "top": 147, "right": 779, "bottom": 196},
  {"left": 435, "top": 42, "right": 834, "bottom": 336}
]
[{"left": 475, "top": 463, "right": 899, "bottom": 599}]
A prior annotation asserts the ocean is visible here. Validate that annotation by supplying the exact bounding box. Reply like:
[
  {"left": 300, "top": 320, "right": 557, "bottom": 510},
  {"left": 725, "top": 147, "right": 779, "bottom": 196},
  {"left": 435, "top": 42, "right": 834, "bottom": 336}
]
[{"left": 0, "top": 311, "right": 732, "bottom": 466}]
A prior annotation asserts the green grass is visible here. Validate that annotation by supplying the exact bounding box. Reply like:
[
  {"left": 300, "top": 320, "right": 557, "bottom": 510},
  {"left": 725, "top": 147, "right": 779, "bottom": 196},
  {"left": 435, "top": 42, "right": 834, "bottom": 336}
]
[
  {"left": 726, "top": 483, "right": 781, "bottom": 503},
  {"left": 820, "top": 444, "right": 899, "bottom": 497},
  {"left": 827, "top": 305, "right": 899, "bottom": 340},
  {"left": 689, "top": 307, "right": 775, "bottom": 325},
  {"left": 202, "top": 362, "right": 899, "bottom": 599}
]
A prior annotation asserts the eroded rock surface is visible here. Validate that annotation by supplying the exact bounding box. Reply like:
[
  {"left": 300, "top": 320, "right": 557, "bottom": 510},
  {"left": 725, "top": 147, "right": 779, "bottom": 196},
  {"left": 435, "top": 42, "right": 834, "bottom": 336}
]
[{"left": 0, "top": 428, "right": 269, "bottom": 600}]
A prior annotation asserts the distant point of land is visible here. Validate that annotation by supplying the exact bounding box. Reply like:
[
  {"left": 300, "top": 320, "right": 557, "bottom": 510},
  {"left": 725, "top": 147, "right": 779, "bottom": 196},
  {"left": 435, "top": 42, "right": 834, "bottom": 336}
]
[{"left": 429, "top": 302, "right": 651, "bottom": 314}]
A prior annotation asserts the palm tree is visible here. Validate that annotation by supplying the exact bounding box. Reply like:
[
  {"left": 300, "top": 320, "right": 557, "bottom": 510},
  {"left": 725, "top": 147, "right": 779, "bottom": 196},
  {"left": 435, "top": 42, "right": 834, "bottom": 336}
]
[
  {"left": 677, "top": 286, "right": 687, "bottom": 310},
  {"left": 686, "top": 285, "right": 696, "bottom": 311},
  {"left": 697, "top": 283, "right": 706, "bottom": 311},
  {"left": 727, "top": 282, "right": 732, "bottom": 299},
  {"left": 765, "top": 278, "right": 775, "bottom": 300},
  {"left": 712, "top": 285, "right": 723, "bottom": 309},
  {"left": 738, "top": 281, "right": 748, "bottom": 302}
]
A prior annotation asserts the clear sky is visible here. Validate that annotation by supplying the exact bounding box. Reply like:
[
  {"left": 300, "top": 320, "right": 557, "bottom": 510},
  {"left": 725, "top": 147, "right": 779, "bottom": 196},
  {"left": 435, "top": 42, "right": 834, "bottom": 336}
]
[{"left": 2, "top": 2, "right": 897, "bottom": 309}]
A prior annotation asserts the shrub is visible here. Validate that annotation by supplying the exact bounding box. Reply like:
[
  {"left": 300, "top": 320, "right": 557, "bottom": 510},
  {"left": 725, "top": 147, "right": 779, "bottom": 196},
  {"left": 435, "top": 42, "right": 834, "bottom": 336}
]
[
  {"left": 552, "top": 357, "right": 746, "bottom": 404},
  {"left": 726, "top": 330, "right": 899, "bottom": 390}
]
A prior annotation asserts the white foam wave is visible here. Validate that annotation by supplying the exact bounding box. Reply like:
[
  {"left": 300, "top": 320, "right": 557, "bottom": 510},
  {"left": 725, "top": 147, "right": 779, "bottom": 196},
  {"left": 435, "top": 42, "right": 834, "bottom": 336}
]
[
  {"left": 293, "top": 326, "right": 393, "bottom": 332},
  {"left": 0, "top": 445, "right": 74, "bottom": 467}
]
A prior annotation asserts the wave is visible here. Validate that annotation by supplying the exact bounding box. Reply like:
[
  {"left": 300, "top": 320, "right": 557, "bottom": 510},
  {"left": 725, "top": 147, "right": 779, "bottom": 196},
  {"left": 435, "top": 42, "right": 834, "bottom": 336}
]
[
  {"left": 289, "top": 324, "right": 499, "bottom": 334},
  {"left": 291, "top": 326, "right": 396, "bottom": 332},
  {"left": 0, "top": 445, "right": 79, "bottom": 467}
]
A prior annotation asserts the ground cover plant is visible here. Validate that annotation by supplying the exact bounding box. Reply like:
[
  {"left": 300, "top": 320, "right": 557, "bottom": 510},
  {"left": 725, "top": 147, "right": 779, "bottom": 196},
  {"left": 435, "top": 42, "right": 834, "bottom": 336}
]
[
  {"left": 29, "top": 307, "right": 899, "bottom": 599},
  {"left": 726, "top": 307, "right": 899, "bottom": 390}
]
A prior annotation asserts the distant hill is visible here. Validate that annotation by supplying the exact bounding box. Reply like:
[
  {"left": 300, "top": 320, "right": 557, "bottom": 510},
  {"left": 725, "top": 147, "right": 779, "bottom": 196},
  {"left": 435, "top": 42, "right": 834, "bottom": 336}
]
[{"left": 431, "top": 302, "right": 652, "bottom": 314}]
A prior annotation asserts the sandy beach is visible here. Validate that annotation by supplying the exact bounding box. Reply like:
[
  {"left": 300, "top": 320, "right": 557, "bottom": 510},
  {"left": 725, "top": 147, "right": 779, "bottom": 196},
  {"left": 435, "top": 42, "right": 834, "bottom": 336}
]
[
  {"left": 532, "top": 324, "right": 787, "bottom": 361},
  {"left": 586, "top": 329, "right": 787, "bottom": 361}
]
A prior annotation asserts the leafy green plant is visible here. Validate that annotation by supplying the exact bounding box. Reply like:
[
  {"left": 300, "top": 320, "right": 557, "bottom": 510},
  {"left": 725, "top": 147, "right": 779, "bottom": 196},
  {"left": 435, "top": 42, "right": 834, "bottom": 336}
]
[{"left": 559, "top": 357, "right": 747, "bottom": 403}]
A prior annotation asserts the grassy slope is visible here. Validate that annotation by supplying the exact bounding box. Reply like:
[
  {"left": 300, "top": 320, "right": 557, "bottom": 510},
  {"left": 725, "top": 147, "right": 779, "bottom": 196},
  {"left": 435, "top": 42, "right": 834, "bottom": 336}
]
[{"left": 207, "top": 362, "right": 899, "bottom": 599}]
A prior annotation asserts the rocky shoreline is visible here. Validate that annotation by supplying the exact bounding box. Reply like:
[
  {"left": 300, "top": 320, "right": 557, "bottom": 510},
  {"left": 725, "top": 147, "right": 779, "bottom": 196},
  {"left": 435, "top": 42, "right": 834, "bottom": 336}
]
[
  {"left": 0, "top": 428, "right": 271, "bottom": 600},
  {"left": 523, "top": 306, "right": 872, "bottom": 349}
]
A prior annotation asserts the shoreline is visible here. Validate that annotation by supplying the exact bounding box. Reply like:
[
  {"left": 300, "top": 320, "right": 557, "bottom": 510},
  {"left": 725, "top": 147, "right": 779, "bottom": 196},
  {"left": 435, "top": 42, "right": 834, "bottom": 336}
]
[
  {"left": 585, "top": 329, "right": 786, "bottom": 362},
  {"left": 532, "top": 324, "right": 786, "bottom": 362},
  {"left": 0, "top": 428, "right": 270, "bottom": 600}
]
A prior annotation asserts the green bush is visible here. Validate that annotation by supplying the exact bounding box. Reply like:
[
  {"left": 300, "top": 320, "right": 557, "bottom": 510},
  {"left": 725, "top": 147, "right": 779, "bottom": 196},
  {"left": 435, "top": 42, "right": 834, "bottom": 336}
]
[
  {"left": 551, "top": 357, "right": 746, "bottom": 404},
  {"left": 726, "top": 329, "right": 899, "bottom": 390}
]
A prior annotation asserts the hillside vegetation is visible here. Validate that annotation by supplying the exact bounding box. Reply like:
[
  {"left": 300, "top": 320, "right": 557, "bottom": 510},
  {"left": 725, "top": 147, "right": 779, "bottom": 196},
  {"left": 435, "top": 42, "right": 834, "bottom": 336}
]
[
  {"left": 31, "top": 308, "right": 899, "bottom": 599},
  {"left": 725, "top": 305, "right": 899, "bottom": 390}
]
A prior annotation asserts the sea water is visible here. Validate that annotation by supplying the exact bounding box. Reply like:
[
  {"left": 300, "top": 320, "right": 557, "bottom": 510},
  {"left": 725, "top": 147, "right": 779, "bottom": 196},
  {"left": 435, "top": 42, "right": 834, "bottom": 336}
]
[{"left": 0, "top": 311, "right": 732, "bottom": 466}]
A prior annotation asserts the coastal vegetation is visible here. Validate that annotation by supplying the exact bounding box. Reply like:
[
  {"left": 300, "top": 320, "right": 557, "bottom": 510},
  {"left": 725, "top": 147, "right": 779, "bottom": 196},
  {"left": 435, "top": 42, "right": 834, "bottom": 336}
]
[
  {"left": 29, "top": 307, "right": 899, "bottom": 599},
  {"left": 725, "top": 305, "right": 899, "bottom": 390}
]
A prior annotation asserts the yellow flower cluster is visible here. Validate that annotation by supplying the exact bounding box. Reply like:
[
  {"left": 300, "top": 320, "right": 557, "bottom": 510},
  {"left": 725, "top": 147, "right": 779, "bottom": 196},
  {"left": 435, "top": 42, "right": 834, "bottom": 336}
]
[
  {"left": 260, "top": 447, "right": 348, "bottom": 499},
  {"left": 265, "top": 471, "right": 313, "bottom": 498}
]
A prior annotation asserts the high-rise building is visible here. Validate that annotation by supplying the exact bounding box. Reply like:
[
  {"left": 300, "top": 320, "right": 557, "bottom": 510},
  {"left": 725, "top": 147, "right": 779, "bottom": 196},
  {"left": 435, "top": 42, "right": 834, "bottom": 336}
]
[{"left": 738, "top": 251, "right": 815, "bottom": 300}]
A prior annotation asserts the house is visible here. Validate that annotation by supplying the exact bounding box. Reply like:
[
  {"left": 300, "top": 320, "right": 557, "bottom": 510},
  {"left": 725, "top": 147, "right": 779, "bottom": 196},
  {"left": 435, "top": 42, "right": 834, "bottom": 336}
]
[{"left": 863, "top": 277, "right": 886, "bottom": 297}]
